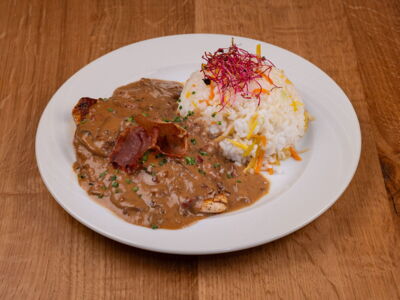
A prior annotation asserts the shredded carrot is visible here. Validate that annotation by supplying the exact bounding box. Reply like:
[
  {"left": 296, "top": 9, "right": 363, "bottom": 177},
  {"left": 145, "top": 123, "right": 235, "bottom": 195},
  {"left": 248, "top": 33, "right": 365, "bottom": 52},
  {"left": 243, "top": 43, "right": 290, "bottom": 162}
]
[
  {"left": 256, "top": 44, "right": 261, "bottom": 57},
  {"left": 199, "top": 99, "right": 211, "bottom": 105},
  {"left": 243, "top": 142, "right": 255, "bottom": 157},
  {"left": 244, "top": 156, "right": 257, "bottom": 173},
  {"left": 260, "top": 72, "right": 274, "bottom": 85},
  {"left": 209, "top": 83, "right": 215, "bottom": 100},
  {"left": 211, "top": 121, "right": 217, "bottom": 125},
  {"left": 251, "top": 134, "right": 267, "bottom": 146},
  {"left": 226, "top": 139, "right": 249, "bottom": 151},
  {"left": 266, "top": 168, "right": 274, "bottom": 175},
  {"left": 252, "top": 88, "right": 270, "bottom": 95},
  {"left": 254, "top": 149, "right": 265, "bottom": 173},
  {"left": 289, "top": 146, "right": 302, "bottom": 161},
  {"left": 246, "top": 114, "right": 258, "bottom": 139},
  {"left": 290, "top": 100, "right": 303, "bottom": 112}
]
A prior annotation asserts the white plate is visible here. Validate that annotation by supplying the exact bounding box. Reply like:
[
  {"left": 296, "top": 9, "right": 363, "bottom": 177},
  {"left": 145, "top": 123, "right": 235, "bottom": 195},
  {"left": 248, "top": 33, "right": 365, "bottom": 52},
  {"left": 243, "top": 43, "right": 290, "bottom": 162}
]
[{"left": 36, "top": 34, "right": 361, "bottom": 255}]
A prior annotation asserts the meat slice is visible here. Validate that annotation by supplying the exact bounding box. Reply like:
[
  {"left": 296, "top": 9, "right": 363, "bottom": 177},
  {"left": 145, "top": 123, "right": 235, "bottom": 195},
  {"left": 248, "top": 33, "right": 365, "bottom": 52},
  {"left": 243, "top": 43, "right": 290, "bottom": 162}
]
[
  {"left": 135, "top": 115, "right": 188, "bottom": 157},
  {"left": 110, "top": 127, "right": 156, "bottom": 173},
  {"left": 72, "top": 97, "right": 98, "bottom": 124}
]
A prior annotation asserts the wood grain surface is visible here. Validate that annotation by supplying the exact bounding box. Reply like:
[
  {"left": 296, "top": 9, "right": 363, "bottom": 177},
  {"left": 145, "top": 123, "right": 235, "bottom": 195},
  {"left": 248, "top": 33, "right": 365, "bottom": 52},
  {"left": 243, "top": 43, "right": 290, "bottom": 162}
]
[{"left": 0, "top": 0, "right": 399, "bottom": 298}]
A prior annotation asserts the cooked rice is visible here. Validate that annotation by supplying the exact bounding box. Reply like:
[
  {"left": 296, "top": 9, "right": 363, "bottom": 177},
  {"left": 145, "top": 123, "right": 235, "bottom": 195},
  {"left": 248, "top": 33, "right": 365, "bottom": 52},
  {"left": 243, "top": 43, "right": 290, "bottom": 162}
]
[{"left": 178, "top": 66, "right": 307, "bottom": 173}]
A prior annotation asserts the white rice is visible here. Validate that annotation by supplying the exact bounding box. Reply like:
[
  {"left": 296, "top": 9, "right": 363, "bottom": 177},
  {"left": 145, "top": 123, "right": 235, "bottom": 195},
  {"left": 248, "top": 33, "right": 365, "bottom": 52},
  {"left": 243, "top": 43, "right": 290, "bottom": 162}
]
[{"left": 178, "top": 67, "right": 307, "bottom": 171}]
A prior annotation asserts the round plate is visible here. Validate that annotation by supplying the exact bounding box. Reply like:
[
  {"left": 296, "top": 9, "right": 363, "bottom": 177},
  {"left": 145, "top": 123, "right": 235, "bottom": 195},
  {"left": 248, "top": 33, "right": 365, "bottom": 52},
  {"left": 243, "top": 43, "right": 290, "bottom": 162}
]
[{"left": 36, "top": 34, "right": 361, "bottom": 255}]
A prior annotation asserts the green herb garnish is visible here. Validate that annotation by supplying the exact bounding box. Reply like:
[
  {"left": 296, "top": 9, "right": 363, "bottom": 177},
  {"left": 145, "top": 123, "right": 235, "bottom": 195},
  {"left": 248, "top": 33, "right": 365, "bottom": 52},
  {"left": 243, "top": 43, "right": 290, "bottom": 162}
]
[
  {"left": 173, "top": 116, "right": 182, "bottom": 123},
  {"left": 142, "top": 112, "right": 149, "bottom": 117},
  {"left": 151, "top": 224, "right": 159, "bottom": 230},
  {"left": 190, "top": 138, "right": 196, "bottom": 145},
  {"left": 184, "top": 156, "right": 196, "bottom": 165},
  {"left": 107, "top": 108, "right": 114, "bottom": 112},
  {"left": 217, "top": 121, "right": 222, "bottom": 125},
  {"left": 110, "top": 175, "right": 117, "bottom": 181},
  {"left": 111, "top": 181, "right": 119, "bottom": 188},
  {"left": 141, "top": 152, "right": 149, "bottom": 163},
  {"left": 127, "top": 116, "right": 135, "bottom": 122},
  {"left": 198, "top": 169, "right": 206, "bottom": 175},
  {"left": 132, "top": 186, "right": 139, "bottom": 192},
  {"left": 99, "top": 171, "right": 107, "bottom": 178},
  {"left": 199, "top": 151, "right": 208, "bottom": 156},
  {"left": 213, "top": 163, "right": 221, "bottom": 168},
  {"left": 125, "top": 179, "right": 132, "bottom": 184},
  {"left": 159, "top": 158, "right": 168, "bottom": 166},
  {"left": 211, "top": 112, "right": 217, "bottom": 118}
]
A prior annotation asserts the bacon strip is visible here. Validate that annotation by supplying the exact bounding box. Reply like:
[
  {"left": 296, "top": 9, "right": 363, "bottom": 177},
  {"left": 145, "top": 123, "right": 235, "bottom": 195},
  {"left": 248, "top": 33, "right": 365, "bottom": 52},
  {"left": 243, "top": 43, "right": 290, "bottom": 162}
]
[
  {"left": 72, "top": 97, "right": 98, "bottom": 124},
  {"left": 110, "top": 116, "right": 188, "bottom": 173},
  {"left": 135, "top": 115, "right": 188, "bottom": 157},
  {"left": 110, "top": 126, "right": 157, "bottom": 173}
]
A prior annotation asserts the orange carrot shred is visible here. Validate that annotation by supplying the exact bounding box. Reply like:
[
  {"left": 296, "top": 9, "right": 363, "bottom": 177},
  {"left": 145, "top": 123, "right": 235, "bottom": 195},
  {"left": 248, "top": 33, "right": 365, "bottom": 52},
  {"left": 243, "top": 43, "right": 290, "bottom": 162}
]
[{"left": 289, "top": 146, "right": 302, "bottom": 161}]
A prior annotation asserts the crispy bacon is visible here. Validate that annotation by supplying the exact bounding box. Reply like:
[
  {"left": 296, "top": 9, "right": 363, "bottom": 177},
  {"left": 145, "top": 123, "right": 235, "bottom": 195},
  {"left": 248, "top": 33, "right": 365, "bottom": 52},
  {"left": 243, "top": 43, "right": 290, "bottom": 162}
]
[
  {"left": 135, "top": 115, "right": 188, "bottom": 157},
  {"left": 110, "top": 116, "right": 188, "bottom": 173},
  {"left": 110, "top": 126, "right": 157, "bottom": 173},
  {"left": 72, "top": 97, "right": 98, "bottom": 124}
]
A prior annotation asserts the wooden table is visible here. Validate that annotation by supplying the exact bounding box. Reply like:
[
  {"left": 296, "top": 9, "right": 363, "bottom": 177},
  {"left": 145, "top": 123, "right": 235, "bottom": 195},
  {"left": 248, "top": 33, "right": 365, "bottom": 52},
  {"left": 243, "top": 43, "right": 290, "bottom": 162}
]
[{"left": 1, "top": 0, "right": 399, "bottom": 298}]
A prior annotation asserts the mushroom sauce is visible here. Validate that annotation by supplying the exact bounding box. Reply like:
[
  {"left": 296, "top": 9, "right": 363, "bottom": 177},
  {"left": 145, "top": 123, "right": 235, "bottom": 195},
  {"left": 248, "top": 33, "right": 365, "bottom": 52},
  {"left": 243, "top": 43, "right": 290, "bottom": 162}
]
[{"left": 73, "top": 79, "right": 269, "bottom": 229}]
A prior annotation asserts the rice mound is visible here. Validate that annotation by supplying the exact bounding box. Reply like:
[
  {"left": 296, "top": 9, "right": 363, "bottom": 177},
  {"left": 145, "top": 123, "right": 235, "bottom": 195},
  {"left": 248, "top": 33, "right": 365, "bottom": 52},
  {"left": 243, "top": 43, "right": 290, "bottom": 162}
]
[{"left": 178, "top": 67, "right": 307, "bottom": 172}]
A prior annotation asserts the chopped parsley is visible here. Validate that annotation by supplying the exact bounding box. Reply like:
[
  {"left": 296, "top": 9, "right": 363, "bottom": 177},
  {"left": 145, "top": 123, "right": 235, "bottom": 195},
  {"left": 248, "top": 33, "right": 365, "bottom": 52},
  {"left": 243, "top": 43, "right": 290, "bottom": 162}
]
[
  {"left": 142, "top": 112, "right": 149, "bottom": 117},
  {"left": 190, "top": 138, "right": 196, "bottom": 145},
  {"left": 107, "top": 108, "right": 114, "bottom": 112},
  {"left": 184, "top": 156, "right": 196, "bottom": 165},
  {"left": 211, "top": 112, "right": 217, "bottom": 118},
  {"left": 236, "top": 180, "right": 242, "bottom": 183},
  {"left": 155, "top": 153, "right": 165, "bottom": 159},
  {"left": 132, "top": 186, "right": 139, "bottom": 192},
  {"left": 99, "top": 171, "right": 107, "bottom": 178},
  {"left": 125, "top": 179, "right": 132, "bottom": 184},
  {"left": 173, "top": 116, "right": 182, "bottom": 123},
  {"left": 192, "top": 91, "right": 196, "bottom": 95},
  {"left": 159, "top": 158, "right": 168, "bottom": 166},
  {"left": 198, "top": 169, "right": 206, "bottom": 175},
  {"left": 199, "top": 151, "right": 208, "bottom": 156},
  {"left": 187, "top": 110, "right": 194, "bottom": 117},
  {"left": 226, "top": 173, "right": 233, "bottom": 179},
  {"left": 127, "top": 116, "right": 135, "bottom": 122},
  {"left": 217, "top": 121, "right": 222, "bottom": 125},
  {"left": 111, "top": 181, "right": 119, "bottom": 188},
  {"left": 110, "top": 175, "right": 117, "bottom": 181},
  {"left": 213, "top": 163, "right": 221, "bottom": 168},
  {"left": 179, "top": 105, "right": 182, "bottom": 110},
  {"left": 141, "top": 152, "right": 149, "bottom": 163},
  {"left": 151, "top": 224, "right": 159, "bottom": 230}
]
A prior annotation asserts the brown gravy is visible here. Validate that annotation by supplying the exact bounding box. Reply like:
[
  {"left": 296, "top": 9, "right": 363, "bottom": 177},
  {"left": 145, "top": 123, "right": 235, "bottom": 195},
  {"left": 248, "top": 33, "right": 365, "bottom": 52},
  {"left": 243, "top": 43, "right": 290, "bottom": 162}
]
[{"left": 73, "top": 79, "right": 269, "bottom": 229}]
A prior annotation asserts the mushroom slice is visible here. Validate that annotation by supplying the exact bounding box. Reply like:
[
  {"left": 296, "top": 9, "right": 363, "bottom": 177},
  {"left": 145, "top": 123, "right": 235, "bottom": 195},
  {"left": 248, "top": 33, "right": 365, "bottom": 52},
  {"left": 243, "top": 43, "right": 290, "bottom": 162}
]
[{"left": 199, "top": 194, "right": 228, "bottom": 214}]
